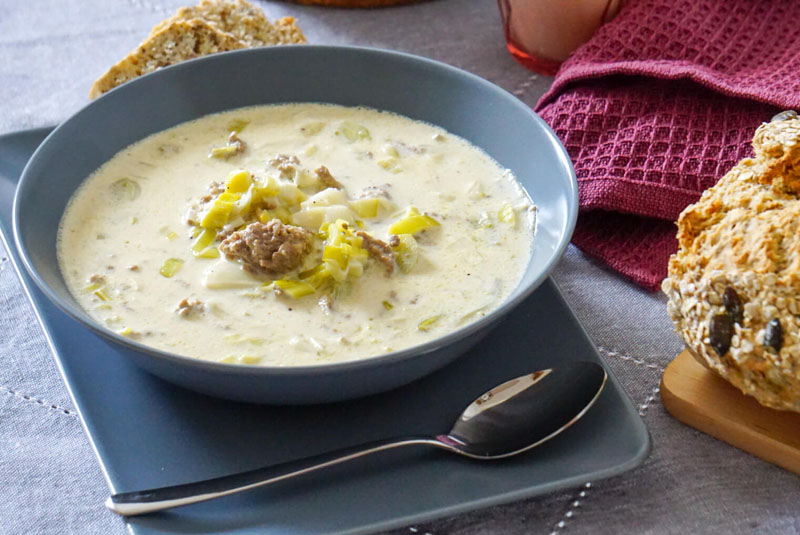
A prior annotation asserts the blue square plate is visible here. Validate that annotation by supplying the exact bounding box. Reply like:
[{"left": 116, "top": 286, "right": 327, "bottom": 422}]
[{"left": 0, "top": 128, "right": 649, "bottom": 535}]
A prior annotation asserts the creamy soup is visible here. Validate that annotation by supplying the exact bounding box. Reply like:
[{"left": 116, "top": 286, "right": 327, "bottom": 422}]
[{"left": 58, "top": 104, "right": 535, "bottom": 366}]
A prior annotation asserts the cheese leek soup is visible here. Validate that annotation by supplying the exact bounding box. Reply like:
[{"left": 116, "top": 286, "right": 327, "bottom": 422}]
[{"left": 58, "top": 104, "right": 535, "bottom": 366}]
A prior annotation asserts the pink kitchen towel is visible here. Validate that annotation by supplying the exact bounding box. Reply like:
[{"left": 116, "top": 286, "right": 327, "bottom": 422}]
[{"left": 533, "top": 0, "right": 800, "bottom": 290}]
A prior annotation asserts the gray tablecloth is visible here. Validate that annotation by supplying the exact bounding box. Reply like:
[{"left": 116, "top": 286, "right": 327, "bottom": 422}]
[{"left": 1, "top": 1, "right": 798, "bottom": 533}]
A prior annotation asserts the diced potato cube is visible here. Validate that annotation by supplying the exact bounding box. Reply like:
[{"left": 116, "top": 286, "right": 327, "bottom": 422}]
[
  {"left": 292, "top": 207, "right": 327, "bottom": 230},
  {"left": 202, "top": 259, "right": 261, "bottom": 289},
  {"left": 349, "top": 198, "right": 379, "bottom": 218},
  {"left": 277, "top": 182, "right": 308, "bottom": 207},
  {"left": 302, "top": 187, "right": 349, "bottom": 209}
]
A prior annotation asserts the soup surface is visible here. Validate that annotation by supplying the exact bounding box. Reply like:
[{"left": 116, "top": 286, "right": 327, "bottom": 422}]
[{"left": 58, "top": 104, "right": 535, "bottom": 366}]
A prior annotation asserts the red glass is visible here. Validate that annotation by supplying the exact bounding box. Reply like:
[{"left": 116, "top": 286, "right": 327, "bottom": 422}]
[
  {"left": 497, "top": 0, "right": 623, "bottom": 76},
  {"left": 498, "top": 0, "right": 562, "bottom": 75}
]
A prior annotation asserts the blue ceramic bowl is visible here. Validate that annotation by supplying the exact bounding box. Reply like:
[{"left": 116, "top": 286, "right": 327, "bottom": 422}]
[{"left": 13, "top": 46, "right": 577, "bottom": 404}]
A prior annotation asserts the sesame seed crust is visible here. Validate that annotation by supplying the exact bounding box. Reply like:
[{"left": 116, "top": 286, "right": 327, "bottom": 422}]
[{"left": 664, "top": 116, "right": 800, "bottom": 412}]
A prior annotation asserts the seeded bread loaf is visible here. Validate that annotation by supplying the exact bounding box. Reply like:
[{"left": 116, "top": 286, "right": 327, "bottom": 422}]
[
  {"left": 89, "top": 0, "right": 306, "bottom": 99},
  {"left": 663, "top": 111, "right": 800, "bottom": 412}
]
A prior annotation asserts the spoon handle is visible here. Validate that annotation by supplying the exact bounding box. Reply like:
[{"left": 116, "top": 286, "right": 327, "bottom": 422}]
[{"left": 106, "top": 436, "right": 445, "bottom": 516}]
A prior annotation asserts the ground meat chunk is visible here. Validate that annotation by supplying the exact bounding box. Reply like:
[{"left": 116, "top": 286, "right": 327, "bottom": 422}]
[
  {"left": 358, "top": 184, "right": 391, "bottom": 199},
  {"left": 270, "top": 154, "right": 300, "bottom": 170},
  {"left": 176, "top": 298, "right": 204, "bottom": 317},
  {"left": 315, "top": 166, "right": 343, "bottom": 189},
  {"left": 220, "top": 219, "right": 314, "bottom": 276},
  {"left": 199, "top": 181, "right": 225, "bottom": 203},
  {"left": 269, "top": 154, "right": 300, "bottom": 178},
  {"left": 356, "top": 231, "right": 395, "bottom": 274}
]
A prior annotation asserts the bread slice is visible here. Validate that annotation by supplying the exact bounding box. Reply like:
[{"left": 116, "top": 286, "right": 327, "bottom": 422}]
[
  {"left": 89, "top": 0, "right": 306, "bottom": 99},
  {"left": 150, "top": 0, "right": 306, "bottom": 47},
  {"left": 89, "top": 19, "right": 245, "bottom": 99}
]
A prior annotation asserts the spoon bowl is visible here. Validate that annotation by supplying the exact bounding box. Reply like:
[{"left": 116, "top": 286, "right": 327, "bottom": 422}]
[{"left": 107, "top": 361, "right": 607, "bottom": 516}]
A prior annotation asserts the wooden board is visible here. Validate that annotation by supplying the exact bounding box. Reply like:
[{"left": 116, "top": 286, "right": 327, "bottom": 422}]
[{"left": 661, "top": 350, "right": 800, "bottom": 475}]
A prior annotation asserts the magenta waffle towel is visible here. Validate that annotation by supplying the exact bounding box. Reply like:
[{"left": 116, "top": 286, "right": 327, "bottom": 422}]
[{"left": 533, "top": 0, "right": 800, "bottom": 291}]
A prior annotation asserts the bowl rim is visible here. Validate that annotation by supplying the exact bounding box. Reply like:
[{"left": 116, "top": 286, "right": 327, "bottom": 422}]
[{"left": 12, "top": 44, "right": 577, "bottom": 377}]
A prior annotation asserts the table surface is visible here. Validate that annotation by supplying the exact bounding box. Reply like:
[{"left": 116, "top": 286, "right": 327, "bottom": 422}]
[{"left": 1, "top": 1, "right": 798, "bottom": 534}]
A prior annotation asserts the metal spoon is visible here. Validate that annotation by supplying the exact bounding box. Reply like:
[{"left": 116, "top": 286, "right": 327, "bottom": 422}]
[{"left": 106, "top": 360, "right": 607, "bottom": 516}]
